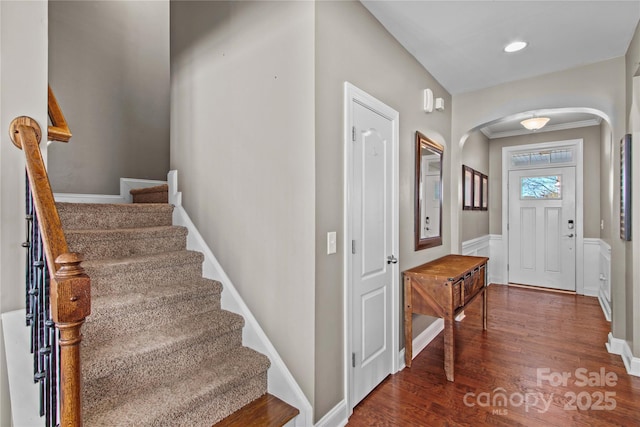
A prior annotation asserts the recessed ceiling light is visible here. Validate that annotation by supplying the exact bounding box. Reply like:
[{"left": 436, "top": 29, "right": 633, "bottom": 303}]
[{"left": 504, "top": 41, "right": 528, "bottom": 53}]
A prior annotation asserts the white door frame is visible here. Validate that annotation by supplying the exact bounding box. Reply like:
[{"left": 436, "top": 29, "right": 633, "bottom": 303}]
[
  {"left": 343, "top": 82, "right": 399, "bottom": 415},
  {"left": 501, "top": 139, "right": 584, "bottom": 294}
]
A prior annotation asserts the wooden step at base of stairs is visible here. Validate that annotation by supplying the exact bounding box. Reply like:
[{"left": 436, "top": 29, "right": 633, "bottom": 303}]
[
  {"left": 213, "top": 393, "right": 299, "bottom": 427},
  {"left": 130, "top": 184, "right": 169, "bottom": 203}
]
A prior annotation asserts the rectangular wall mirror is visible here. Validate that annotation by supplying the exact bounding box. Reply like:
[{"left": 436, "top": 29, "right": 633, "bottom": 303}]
[{"left": 415, "top": 131, "right": 444, "bottom": 250}]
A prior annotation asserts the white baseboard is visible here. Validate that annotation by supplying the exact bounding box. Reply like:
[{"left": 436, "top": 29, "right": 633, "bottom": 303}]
[
  {"left": 54, "top": 178, "right": 166, "bottom": 204},
  {"left": 167, "top": 171, "right": 312, "bottom": 426},
  {"left": 598, "top": 289, "right": 612, "bottom": 322},
  {"left": 488, "top": 235, "right": 504, "bottom": 284},
  {"left": 398, "top": 317, "right": 445, "bottom": 369},
  {"left": 2, "top": 310, "right": 41, "bottom": 427},
  {"left": 606, "top": 333, "right": 640, "bottom": 377},
  {"left": 314, "top": 400, "right": 348, "bottom": 427}
]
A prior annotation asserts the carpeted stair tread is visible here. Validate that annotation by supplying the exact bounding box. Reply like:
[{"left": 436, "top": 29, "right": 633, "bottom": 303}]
[
  {"left": 83, "top": 278, "right": 223, "bottom": 343},
  {"left": 57, "top": 202, "right": 173, "bottom": 230},
  {"left": 81, "top": 250, "right": 205, "bottom": 296},
  {"left": 84, "top": 346, "right": 270, "bottom": 427},
  {"left": 81, "top": 250, "right": 203, "bottom": 273},
  {"left": 65, "top": 225, "right": 188, "bottom": 259},
  {"left": 83, "top": 309, "right": 245, "bottom": 382},
  {"left": 57, "top": 200, "right": 276, "bottom": 425}
]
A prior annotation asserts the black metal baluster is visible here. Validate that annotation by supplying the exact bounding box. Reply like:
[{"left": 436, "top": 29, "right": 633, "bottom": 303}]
[
  {"left": 35, "top": 215, "right": 45, "bottom": 417},
  {"left": 24, "top": 176, "right": 33, "bottom": 328},
  {"left": 24, "top": 174, "right": 59, "bottom": 427}
]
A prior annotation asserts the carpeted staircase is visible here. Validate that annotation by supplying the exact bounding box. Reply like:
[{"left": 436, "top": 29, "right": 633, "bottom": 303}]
[{"left": 56, "top": 200, "right": 273, "bottom": 426}]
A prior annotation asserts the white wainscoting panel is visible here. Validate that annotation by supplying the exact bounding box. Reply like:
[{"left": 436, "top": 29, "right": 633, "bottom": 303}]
[
  {"left": 486, "top": 234, "right": 606, "bottom": 297},
  {"left": 462, "top": 235, "right": 504, "bottom": 285},
  {"left": 488, "top": 235, "right": 504, "bottom": 284},
  {"left": 582, "top": 239, "right": 601, "bottom": 297},
  {"left": 461, "top": 235, "right": 490, "bottom": 257},
  {"left": 598, "top": 241, "right": 612, "bottom": 321}
]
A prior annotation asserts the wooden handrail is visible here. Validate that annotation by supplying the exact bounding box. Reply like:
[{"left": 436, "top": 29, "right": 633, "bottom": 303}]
[
  {"left": 10, "top": 116, "right": 89, "bottom": 427},
  {"left": 48, "top": 85, "right": 72, "bottom": 143}
]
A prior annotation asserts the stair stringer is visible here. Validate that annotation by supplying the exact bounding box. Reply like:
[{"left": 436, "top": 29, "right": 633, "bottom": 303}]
[{"left": 167, "top": 170, "right": 312, "bottom": 427}]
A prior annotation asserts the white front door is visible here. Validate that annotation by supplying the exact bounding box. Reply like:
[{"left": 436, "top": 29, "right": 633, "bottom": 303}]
[
  {"left": 508, "top": 167, "right": 576, "bottom": 290},
  {"left": 349, "top": 96, "right": 396, "bottom": 406}
]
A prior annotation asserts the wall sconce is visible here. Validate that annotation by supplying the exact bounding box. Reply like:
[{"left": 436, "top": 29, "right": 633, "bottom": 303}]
[{"left": 423, "top": 89, "right": 433, "bottom": 113}]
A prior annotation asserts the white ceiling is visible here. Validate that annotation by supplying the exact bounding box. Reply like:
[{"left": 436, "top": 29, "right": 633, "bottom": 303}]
[{"left": 360, "top": 1, "right": 640, "bottom": 137}]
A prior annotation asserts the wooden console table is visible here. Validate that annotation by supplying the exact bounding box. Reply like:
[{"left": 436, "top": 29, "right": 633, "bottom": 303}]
[{"left": 403, "top": 254, "right": 489, "bottom": 381}]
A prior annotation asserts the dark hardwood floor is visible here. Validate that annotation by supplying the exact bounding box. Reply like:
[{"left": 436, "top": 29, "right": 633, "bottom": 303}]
[{"left": 347, "top": 285, "right": 640, "bottom": 426}]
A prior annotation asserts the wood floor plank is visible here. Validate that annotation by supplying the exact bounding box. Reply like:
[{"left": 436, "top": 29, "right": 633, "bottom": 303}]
[
  {"left": 347, "top": 285, "right": 640, "bottom": 426},
  {"left": 213, "top": 393, "right": 299, "bottom": 427}
]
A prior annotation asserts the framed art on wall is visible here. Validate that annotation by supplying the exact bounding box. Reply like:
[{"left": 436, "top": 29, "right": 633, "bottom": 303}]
[
  {"left": 473, "top": 170, "right": 482, "bottom": 209},
  {"left": 620, "top": 134, "right": 632, "bottom": 241},
  {"left": 463, "top": 165, "right": 473, "bottom": 210},
  {"left": 481, "top": 174, "right": 488, "bottom": 210},
  {"left": 463, "top": 165, "right": 488, "bottom": 211}
]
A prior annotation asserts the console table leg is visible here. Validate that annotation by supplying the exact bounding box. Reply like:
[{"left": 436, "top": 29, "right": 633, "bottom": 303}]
[
  {"left": 444, "top": 318, "right": 455, "bottom": 381},
  {"left": 404, "top": 278, "right": 413, "bottom": 367},
  {"left": 483, "top": 287, "right": 488, "bottom": 330}
]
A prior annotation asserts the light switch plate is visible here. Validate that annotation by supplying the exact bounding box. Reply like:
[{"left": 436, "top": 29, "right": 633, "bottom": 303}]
[{"left": 327, "top": 231, "right": 337, "bottom": 255}]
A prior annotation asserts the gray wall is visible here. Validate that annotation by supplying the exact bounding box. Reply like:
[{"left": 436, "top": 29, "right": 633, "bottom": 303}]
[
  {"left": 452, "top": 58, "right": 627, "bottom": 349},
  {"left": 0, "top": 2, "right": 49, "bottom": 424},
  {"left": 625, "top": 21, "right": 640, "bottom": 356},
  {"left": 315, "top": 1, "right": 452, "bottom": 419},
  {"left": 48, "top": 1, "right": 170, "bottom": 195},
  {"left": 170, "top": 0, "right": 316, "bottom": 407},
  {"left": 487, "top": 125, "right": 602, "bottom": 238},
  {"left": 461, "top": 131, "right": 489, "bottom": 242}
]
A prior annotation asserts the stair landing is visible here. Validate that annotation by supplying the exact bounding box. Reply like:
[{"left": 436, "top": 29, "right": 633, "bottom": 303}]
[{"left": 129, "top": 184, "right": 169, "bottom": 203}]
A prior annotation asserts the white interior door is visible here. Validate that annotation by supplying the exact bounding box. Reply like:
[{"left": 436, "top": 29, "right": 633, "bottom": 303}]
[
  {"left": 350, "top": 100, "right": 395, "bottom": 406},
  {"left": 508, "top": 167, "right": 576, "bottom": 290}
]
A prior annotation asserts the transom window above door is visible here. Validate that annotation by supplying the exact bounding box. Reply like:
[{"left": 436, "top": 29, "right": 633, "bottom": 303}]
[{"left": 510, "top": 147, "right": 574, "bottom": 168}]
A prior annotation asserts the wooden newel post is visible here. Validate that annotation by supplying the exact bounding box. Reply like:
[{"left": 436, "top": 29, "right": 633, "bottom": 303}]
[{"left": 52, "top": 252, "right": 91, "bottom": 427}]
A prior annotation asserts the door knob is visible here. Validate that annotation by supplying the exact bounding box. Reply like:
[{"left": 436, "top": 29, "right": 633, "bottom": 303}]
[
  {"left": 564, "top": 233, "right": 574, "bottom": 238},
  {"left": 387, "top": 255, "right": 398, "bottom": 264}
]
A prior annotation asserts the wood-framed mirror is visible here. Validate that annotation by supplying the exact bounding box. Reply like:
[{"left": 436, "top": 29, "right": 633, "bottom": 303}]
[{"left": 415, "top": 131, "right": 444, "bottom": 250}]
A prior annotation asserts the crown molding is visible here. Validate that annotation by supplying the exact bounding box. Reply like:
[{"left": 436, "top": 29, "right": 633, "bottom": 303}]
[{"left": 481, "top": 117, "right": 602, "bottom": 140}]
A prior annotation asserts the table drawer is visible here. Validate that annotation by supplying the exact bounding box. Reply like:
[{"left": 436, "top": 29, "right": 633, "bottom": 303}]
[{"left": 464, "top": 266, "right": 485, "bottom": 304}]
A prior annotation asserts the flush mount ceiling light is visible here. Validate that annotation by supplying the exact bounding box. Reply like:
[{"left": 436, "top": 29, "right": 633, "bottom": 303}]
[
  {"left": 504, "top": 41, "right": 528, "bottom": 53},
  {"left": 520, "top": 117, "right": 550, "bottom": 131}
]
